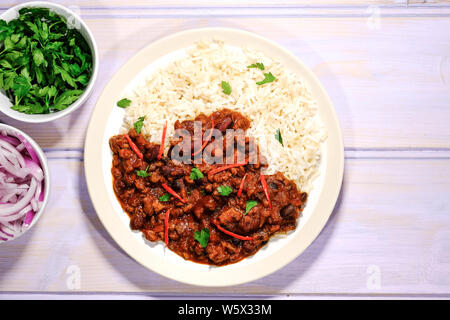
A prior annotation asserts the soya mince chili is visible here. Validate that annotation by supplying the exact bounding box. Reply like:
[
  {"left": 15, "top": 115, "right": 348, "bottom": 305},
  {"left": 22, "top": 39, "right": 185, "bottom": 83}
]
[{"left": 109, "top": 108, "right": 308, "bottom": 266}]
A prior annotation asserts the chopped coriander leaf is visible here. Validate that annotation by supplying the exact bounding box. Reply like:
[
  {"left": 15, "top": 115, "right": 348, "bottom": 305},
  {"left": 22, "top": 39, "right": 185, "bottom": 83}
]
[
  {"left": 200, "top": 190, "right": 206, "bottom": 196},
  {"left": 190, "top": 167, "right": 204, "bottom": 180},
  {"left": 275, "top": 128, "right": 284, "bottom": 146},
  {"left": 134, "top": 116, "right": 146, "bottom": 134},
  {"left": 256, "top": 72, "right": 276, "bottom": 85},
  {"left": 217, "top": 185, "right": 233, "bottom": 196},
  {"left": 247, "top": 62, "right": 265, "bottom": 70},
  {"left": 117, "top": 98, "right": 132, "bottom": 108},
  {"left": 136, "top": 165, "right": 150, "bottom": 178},
  {"left": 245, "top": 200, "right": 258, "bottom": 215},
  {"left": 194, "top": 228, "right": 210, "bottom": 248},
  {"left": 159, "top": 193, "right": 172, "bottom": 202},
  {"left": 0, "top": 8, "right": 93, "bottom": 114},
  {"left": 221, "top": 81, "right": 232, "bottom": 95}
]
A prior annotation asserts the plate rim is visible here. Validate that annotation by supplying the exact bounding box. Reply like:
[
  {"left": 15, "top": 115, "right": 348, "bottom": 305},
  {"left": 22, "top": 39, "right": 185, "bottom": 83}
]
[{"left": 84, "top": 27, "right": 344, "bottom": 287}]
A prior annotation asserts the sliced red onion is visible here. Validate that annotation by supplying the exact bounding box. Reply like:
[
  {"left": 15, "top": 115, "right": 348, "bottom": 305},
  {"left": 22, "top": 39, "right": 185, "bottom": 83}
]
[
  {"left": 16, "top": 133, "right": 39, "bottom": 165},
  {"left": 0, "top": 152, "right": 27, "bottom": 179},
  {"left": 34, "top": 181, "right": 42, "bottom": 202},
  {"left": 24, "top": 158, "right": 44, "bottom": 182},
  {"left": 23, "top": 210, "right": 35, "bottom": 229},
  {"left": 0, "top": 130, "right": 45, "bottom": 243},
  {"left": 16, "top": 143, "right": 25, "bottom": 152},
  {"left": 0, "top": 135, "right": 20, "bottom": 147},
  {"left": 0, "top": 179, "right": 37, "bottom": 216},
  {"left": 0, "top": 225, "right": 13, "bottom": 237},
  {"left": 0, "top": 139, "right": 25, "bottom": 168},
  {"left": 1, "top": 193, "right": 18, "bottom": 203}
]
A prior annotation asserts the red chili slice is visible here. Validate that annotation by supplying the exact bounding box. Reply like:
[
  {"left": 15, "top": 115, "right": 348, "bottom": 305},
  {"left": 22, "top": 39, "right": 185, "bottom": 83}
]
[
  {"left": 192, "top": 118, "right": 215, "bottom": 156},
  {"left": 164, "top": 209, "right": 171, "bottom": 246},
  {"left": 260, "top": 173, "right": 272, "bottom": 209},
  {"left": 237, "top": 174, "right": 247, "bottom": 197},
  {"left": 157, "top": 120, "right": 168, "bottom": 160},
  {"left": 161, "top": 183, "right": 186, "bottom": 204},
  {"left": 213, "top": 220, "right": 255, "bottom": 241},
  {"left": 124, "top": 134, "right": 143, "bottom": 160},
  {"left": 208, "top": 160, "right": 248, "bottom": 176}
]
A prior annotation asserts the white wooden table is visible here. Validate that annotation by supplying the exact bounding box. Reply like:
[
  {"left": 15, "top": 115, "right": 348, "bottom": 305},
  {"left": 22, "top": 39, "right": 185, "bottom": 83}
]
[{"left": 1, "top": 0, "right": 450, "bottom": 299}]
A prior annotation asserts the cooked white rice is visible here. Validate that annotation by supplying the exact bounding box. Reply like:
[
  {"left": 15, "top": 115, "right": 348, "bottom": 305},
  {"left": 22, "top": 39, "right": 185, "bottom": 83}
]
[{"left": 122, "top": 39, "right": 326, "bottom": 192}]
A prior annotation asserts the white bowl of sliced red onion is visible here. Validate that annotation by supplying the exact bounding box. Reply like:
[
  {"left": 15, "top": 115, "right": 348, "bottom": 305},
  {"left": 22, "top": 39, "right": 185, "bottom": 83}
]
[{"left": 0, "top": 123, "right": 49, "bottom": 243}]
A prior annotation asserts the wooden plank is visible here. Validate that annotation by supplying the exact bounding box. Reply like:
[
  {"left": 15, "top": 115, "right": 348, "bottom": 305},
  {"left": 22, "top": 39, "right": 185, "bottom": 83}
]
[
  {"left": 1, "top": 16, "right": 450, "bottom": 149},
  {"left": 0, "top": 155, "right": 449, "bottom": 295},
  {"left": 3, "top": 1, "right": 450, "bottom": 11},
  {"left": 0, "top": 1, "right": 417, "bottom": 9}
]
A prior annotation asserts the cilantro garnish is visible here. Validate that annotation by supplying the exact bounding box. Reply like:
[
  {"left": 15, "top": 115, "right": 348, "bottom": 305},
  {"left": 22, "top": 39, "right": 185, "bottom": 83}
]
[
  {"left": 245, "top": 200, "right": 258, "bottom": 215},
  {"left": 247, "top": 62, "right": 265, "bottom": 70},
  {"left": 136, "top": 165, "right": 150, "bottom": 178},
  {"left": 221, "top": 81, "right": 232, "bottom": 95},
  {"left": 190, "top": 167, "right": 204, "bottom": 180},
  {"left": 159, "top": 194, "right": 172, "bottom": 202},
  {"left": 194, "top": 228, "right": 210, "bottom": 248},
  {"left": 0, "top": 8, "right": 93, "bottom": 114},
  {"left": 117, "top": 98, "right": 131, "bottom": 108},
  {"left": 275, "top": 128, "right": 284, "bottom": 146},
  {"left": 217, "top": 185, "right": 233, "bottom": 196},
  {"left": 133, "top": 116, "right": 146, "bottom": 134},
  {"left": 256, "top": 72, "right": 276, "bottom": 85}
]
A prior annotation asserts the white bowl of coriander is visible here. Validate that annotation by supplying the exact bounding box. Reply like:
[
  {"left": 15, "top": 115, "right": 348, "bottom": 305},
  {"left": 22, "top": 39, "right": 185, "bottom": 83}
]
[{"left": 0, "top": 1, "right": 98, "bottom": 123}]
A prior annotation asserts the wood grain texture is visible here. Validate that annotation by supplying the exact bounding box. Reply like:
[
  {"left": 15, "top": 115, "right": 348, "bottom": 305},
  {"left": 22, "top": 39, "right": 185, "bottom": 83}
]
[
  {"left": 0, "top": 1, "right": 449, "bottom": 298},
  {"left": 0, "top": 1, "right": 421, "bottom": 9},
  {"left": 0, "top": 156, "right": 449, "bottom": 295}
]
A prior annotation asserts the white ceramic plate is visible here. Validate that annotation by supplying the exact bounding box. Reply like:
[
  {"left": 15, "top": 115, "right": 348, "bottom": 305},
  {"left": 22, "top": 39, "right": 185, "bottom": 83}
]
[{"left": 84, "top": 28, "right": 344, "bottom": 287}]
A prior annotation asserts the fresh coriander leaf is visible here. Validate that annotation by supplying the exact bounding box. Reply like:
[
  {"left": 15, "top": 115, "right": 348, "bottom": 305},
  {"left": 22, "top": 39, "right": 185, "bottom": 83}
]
[
  {"left": 190, "top": 167, "right": 204, "bottom": 180},
  {"left": 256, "top": 72, "right": 276, "bottom": 85},
  {"left": 245, "top": 200, "right": 258, "bottom": 215},
  {"left": 2, "top": 72, "right": 15, "bottom": 91},
  {"left": 159, "top": 193, "right": 172, "bottom": 202},
  {"left": 217, "top": 185, "right": 233, "bottom": 196},
  {"left": 275, "top": 128, "right": 284, "bottom": 146},
  {"left": 12, "top": 75, "right": 31, "bottom": 102},
  {"left": 34, "top": 67, "right": 44, "bottom": 84},
  {"left": 194, "top": 228, "right": 210, "bottom": 248},
  {"left": 40, "top": 22, "right": 49, "bottom": 41},
  {"left": 53, "top": 90, "right": 83, "bottom": 110},
  {"left": 55, "top": 65, "right": 77, "bottom": 88},
  {"left": 20, "top": 67, "right": 31, "bottom": 81},
  {"left": 4, "top": 51, "right": 22, "bottom": 62},
  {"left": 76, "top": 74, "right": 89, "bottom": 85},
  {"left": 221, "top": 81, "right": 232, "bottom": 95},
  {"left": 15, "top": 36, "right": 27, "bottom": 49},
  {"left": 25, "top": 21, "right": 39, "bottom": 36},
  {"left": 134, "top": 116, "right": 146, "bottom": 134},
  {"left": 117, "top": 98, "right": 131, "bottom": 108},
  {"left": 0, "top": 8, "right": 93, "bottom": 114},
  {"left": 3, "top": 36, "right": 14, "bottom": 51},
  {"left": 69, "top": 63, "right": 81, "bottom": 76},
  {"left": 9, "top": 34, "right": 18, "bottom": 43},
  {"left": 247, "top": 62, "right": 265, "bottom": 70},
  {"left": 47, "top": 86, "right": 57, "bottom": 99},
  {"left": 0, "top": 60, "right": 13, "bottom": 69},
  {"left": 32, "top": 48, "right": 45, "bottom": 66},
  {"left": 136, "top": 165, "right": 151, "bottom": 178}
]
